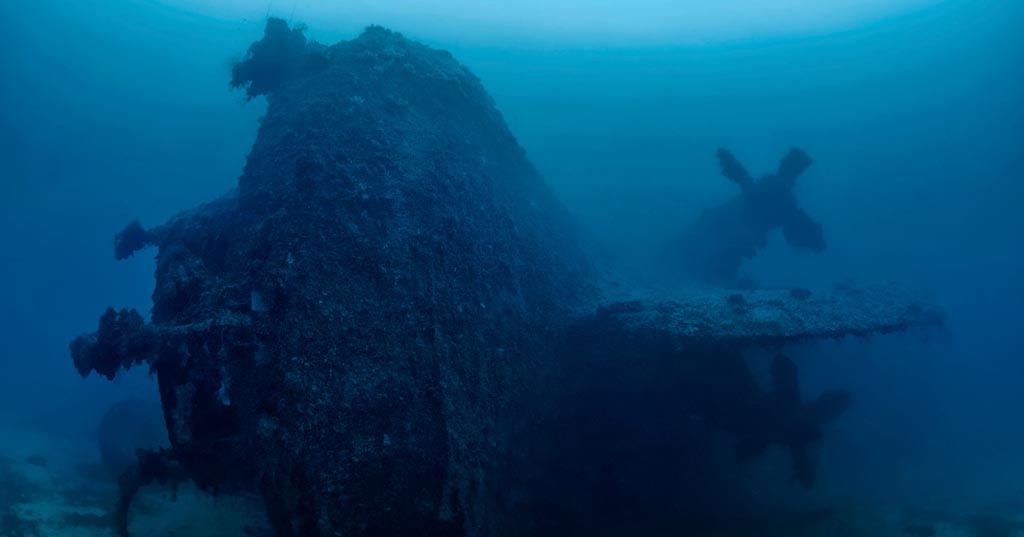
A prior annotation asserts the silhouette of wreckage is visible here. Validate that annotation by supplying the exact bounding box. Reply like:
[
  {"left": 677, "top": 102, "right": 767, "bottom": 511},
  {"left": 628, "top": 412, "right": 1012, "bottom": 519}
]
[
  {"left": 670, "top": 146, "right": 826, "bottom": 285},
  {"left": 70, "top": 19, "right": 944, "bottom": 537}
]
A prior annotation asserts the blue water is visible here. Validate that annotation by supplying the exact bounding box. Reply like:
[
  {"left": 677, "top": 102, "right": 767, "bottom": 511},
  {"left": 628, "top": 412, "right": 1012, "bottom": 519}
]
[{"left": 1, "top": 0, "right": 1022, "bottom": 534}]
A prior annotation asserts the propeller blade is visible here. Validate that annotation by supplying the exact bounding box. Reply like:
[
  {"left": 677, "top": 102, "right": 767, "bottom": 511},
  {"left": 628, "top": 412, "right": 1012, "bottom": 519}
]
[
  {"left": 777, "top": 147, "right": 812, "bottom": 185},
  {"left": 782, "top": 207, "right": 826, "bottom": 253},
  {"left": 716, "top": 148, "right": 754, "bottom": 192}
]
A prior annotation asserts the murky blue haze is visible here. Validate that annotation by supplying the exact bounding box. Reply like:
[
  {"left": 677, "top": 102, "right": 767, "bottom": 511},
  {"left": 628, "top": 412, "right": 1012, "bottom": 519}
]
[{"left": 1, "top": 0, "right": 1021, "bottom": 534}]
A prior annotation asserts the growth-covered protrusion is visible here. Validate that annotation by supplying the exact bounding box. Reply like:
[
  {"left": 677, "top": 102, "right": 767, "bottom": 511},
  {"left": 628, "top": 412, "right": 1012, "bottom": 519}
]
[
  {"left": 114, "top": 220, "right": 150, "bottom": 260},
  {"left": 70, "top": 308, "right": 156, "bottom": 380},
  {"left": 230, "top": 18, "right": 328, "bottom": 99}
]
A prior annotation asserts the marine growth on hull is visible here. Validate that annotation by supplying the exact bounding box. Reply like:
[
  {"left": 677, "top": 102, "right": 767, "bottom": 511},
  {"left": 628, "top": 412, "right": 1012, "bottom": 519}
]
[{"left": 70, "top": 19, "right": 944, "bottom": 537}]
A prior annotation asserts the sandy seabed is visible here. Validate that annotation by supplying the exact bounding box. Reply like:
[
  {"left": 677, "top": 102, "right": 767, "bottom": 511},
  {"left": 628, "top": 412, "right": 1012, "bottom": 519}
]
[
  {"left": 0, "top": 415, "right": 1018, "bottom": 537},
  {"left": 0, "top": 417, "right": 270, "bottom": 537}
]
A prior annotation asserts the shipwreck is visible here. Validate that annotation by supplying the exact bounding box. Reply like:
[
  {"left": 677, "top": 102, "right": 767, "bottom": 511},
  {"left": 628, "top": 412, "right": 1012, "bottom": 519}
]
[{"left": 70, "top": 19, "right": 944, "bottom": 537}]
